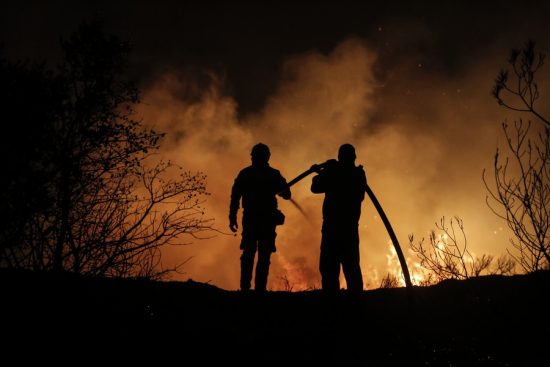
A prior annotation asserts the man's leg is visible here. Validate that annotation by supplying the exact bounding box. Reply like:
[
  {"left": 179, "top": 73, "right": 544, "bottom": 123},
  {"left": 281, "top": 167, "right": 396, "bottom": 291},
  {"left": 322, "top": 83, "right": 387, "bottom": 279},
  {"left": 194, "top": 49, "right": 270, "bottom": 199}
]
[
  {"left": 240, "top": 236, "right": 257, "bottom": 291},
  {"left": 342, "top": 231, "right": 363, "bottom": 292},
  {"left": 255, "top": 232, "right": 275, "bottom": 292},
  {"left": 320, "top": 234, "right": 340, "bottom": 292}
]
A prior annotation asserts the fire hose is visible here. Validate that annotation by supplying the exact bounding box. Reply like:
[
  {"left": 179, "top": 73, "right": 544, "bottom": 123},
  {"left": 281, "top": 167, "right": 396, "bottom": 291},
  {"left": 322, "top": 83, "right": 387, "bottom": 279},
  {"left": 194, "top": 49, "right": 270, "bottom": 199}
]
[{"left": 286, "top": 161, "right": 413, "bottom": 289}]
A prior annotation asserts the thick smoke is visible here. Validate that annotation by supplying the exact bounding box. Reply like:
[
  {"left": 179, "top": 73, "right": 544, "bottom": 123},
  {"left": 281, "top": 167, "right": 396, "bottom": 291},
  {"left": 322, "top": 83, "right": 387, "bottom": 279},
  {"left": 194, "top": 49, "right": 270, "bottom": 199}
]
[{"left": 135, "top": 37, "right": 531, "bottom": 290}]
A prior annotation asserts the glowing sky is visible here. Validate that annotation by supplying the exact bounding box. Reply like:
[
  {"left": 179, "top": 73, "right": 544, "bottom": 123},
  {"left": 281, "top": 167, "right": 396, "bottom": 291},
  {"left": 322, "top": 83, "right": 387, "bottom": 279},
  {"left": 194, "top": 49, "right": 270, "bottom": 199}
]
[{"left": 3, "top": 0, "right": 550, "bottom": 289}]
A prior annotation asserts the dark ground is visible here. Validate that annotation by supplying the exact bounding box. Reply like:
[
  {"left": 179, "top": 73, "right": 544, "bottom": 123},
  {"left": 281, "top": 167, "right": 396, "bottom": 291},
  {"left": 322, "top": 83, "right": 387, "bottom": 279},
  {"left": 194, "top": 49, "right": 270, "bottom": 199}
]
[{"left": 1, "top": 268, "right": 548, "bottom": 366}]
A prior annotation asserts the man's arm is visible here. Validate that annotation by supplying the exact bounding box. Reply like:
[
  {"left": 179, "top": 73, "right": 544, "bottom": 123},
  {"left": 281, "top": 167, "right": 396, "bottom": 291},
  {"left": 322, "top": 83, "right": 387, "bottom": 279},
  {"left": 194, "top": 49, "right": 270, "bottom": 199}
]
[
  {"left": 311, "top": 173, "right": 326, "bottom": 193},
  {"left": 229, "top": 174, "right": 242, "bottom": 232},
  {"left": 357, "top": 165, "right": 367, "bottom": 202},
  {"left": 278, "top": 174, "right": 292, "bottom": 200},
  {"left": 310, "top": 160, "right": 337, "bottom": 193}
]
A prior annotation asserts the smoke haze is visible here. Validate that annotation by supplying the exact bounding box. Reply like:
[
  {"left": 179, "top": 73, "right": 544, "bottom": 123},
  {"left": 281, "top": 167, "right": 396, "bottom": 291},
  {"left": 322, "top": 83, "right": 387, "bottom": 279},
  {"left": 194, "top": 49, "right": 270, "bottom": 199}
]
[{"left": 135, "top": 36, "right": 549, "bottom": 290}]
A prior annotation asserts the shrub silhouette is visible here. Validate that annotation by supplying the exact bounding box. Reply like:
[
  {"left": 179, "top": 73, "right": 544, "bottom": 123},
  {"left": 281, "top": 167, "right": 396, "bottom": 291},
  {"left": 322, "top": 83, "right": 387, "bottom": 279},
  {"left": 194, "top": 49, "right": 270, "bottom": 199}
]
[
  {"left": 485, "top": 40, "right": 550, "bottom": 271},
  {"left": 0, "top": 21, "right": 212, "bottom": 278}
]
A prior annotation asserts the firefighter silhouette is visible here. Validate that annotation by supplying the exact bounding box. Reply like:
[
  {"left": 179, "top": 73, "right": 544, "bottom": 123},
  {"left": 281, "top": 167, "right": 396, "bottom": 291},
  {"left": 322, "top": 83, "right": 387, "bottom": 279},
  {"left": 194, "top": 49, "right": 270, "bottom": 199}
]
[
  {"left": 229, "top": 143, "right": 291, "bottom": 292},
  {"left": 311, "top": 144, "right": 367, "bottom": 292}
]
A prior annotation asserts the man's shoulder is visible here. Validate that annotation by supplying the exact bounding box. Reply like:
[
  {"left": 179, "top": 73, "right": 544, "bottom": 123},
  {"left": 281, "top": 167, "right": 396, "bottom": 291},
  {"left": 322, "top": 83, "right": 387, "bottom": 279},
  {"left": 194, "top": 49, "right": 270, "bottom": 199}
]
[
  {"left": 237, "top": 165, "right": 284, "bottom": 178},
  {"left": 267, "top": 166, "right": 282, "bottom": 174},
  {"left": 356, "top": 165, "right": 367, "bottom": 179},
  {"left": 235, "top": 165, "right": 254, "bottom": 180},
  {"left": 239, "top": 165, "right": 254, "bottom": 173},
  {"left": 269, "top": 166, "right": 289, "bottom": 181}
]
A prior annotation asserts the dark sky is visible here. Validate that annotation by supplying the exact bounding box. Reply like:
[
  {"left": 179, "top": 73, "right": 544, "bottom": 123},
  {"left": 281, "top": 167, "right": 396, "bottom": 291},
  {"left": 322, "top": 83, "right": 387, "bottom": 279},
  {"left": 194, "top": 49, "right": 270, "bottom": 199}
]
[{"left": 3, "top": 0, "right": 549, "bottom": 115}]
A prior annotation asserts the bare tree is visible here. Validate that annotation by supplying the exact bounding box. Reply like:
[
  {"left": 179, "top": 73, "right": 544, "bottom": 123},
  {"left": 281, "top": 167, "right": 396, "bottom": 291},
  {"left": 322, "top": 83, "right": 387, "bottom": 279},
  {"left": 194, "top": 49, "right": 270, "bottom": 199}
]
[
  {"left": 278, "top": 275, "right": 294, "bottom": 292},
  {"left": 484, "top": 40, "right": 550, "bottom": 272},
  {"left": 414, "top": 272, "right": 437, "bottom": 287},
  {"left": 409, "top": 216, "right": 515, "bottom": 282},
  {"left": 62, "top": 161, "right": 211, "bottom": 278},
  {"left": 0, "top": 22, "right": 213, "bottom": 278},
  {"left": 379, "top": 273, "right": 400, "bottom": 288},
  {"left": 492, "top": 40, "right": 548, "bottom": 126}
]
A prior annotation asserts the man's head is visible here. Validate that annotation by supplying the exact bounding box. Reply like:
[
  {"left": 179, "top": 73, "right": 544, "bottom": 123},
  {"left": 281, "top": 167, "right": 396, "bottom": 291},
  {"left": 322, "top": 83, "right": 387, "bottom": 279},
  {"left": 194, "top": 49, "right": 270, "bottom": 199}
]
[
  {"left": 251, "top": 143, "right": 271, "bottom": 165},
  {"left": 338, "top": 143, "right": 356, "bottom": 165}
]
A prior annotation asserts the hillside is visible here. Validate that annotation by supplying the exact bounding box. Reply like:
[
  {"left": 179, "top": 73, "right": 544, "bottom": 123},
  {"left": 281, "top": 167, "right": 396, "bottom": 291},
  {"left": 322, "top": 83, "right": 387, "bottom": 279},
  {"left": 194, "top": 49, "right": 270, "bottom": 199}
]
[{"left": 1, "top": 268, "right": 548, "bottom": 365}]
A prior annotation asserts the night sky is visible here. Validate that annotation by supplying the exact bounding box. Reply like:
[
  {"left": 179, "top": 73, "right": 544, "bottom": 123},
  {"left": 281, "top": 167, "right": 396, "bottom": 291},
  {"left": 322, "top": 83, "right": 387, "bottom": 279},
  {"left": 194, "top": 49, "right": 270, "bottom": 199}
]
[
  {"left": 5, "top": 0, "right": 549, "bottom": 115},
  {"left": 3, "top": 0, "right": 550, "bottom": 289}
]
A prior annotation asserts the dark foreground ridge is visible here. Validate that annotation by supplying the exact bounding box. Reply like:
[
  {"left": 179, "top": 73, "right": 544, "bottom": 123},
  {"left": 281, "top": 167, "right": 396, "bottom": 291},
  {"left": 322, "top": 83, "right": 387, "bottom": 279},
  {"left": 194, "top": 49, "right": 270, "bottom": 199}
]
[{"left": 1, "top": 268, "right": 549, "bottom": 365}]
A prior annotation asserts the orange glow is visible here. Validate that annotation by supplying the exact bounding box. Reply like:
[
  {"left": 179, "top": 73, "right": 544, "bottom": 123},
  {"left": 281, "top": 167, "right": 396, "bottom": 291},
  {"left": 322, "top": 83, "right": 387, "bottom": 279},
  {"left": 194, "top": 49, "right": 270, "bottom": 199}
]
[{"left": 134, "top": 37, "right": 535, "bottom": 290}]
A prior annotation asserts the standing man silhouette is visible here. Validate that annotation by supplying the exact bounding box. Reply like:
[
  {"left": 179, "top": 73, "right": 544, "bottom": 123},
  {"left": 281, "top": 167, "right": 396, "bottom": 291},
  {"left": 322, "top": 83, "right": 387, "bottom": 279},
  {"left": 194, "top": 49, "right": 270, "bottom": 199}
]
[
  {"left": 229, "top": 143, "right": 291, "bottom": 292},
  {"left": 311, "top": 144, "right": 367, "bottom": 292}
]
